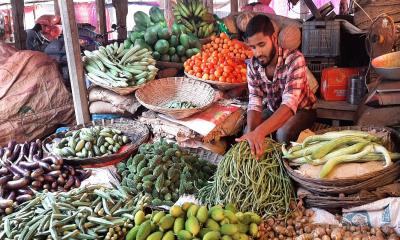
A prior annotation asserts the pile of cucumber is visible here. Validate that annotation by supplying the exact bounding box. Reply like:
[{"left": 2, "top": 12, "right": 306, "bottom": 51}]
[
  {"left": 53, "top": 126, "right": 130, "bottom": 158},
  {"left": 83, "top": 42, "right": 158, "bottom": 88}
]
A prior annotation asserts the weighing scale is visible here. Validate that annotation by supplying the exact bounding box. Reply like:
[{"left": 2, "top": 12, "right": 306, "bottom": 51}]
[{"left": 355, "top": 15, "right": 400, "bottom": 126}]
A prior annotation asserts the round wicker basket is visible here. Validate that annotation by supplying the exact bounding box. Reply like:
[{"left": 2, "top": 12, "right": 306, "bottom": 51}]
[
  {"left": 284, "top": 126, "right": 400, "bottom": 210},
  {"left": 184, "top": 72, "right": 247, "bottom": 91},
  {"left": 43, "top": 118, "right": 150, "bottom": 167},
  {"left": 135, "top": 77, "right": 216, "bottom": 119}
]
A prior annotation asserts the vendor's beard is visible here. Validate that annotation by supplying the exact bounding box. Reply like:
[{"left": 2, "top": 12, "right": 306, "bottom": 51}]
[{"left": 257, "top": 46, "right": 276, "bottom": 68}]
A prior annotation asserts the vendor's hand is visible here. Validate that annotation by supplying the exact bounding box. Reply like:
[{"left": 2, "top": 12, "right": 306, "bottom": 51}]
[{"left": 235, "top": 129, "right": 265, "bottom": 159}]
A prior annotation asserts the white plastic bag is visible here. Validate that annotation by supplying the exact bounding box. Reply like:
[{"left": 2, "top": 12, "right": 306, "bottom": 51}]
[{"left": 342, "top": 197, "right": 400, "bottom": 234}]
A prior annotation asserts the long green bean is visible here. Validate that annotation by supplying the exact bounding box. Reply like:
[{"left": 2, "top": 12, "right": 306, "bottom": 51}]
[{"left": 197, "top": 139, "right": 295, "bottom": 218}]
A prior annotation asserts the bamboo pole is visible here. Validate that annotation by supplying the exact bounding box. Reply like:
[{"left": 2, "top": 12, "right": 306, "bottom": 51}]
[
  {"left": 58, "top": 0, "right": 90, "bottom": 124},
  {"left": 96, "top": 0, "right": 107, "bottom": 43},
  {"left": 11, "top": 0, "right": 25, "bottom": 50},
  {"left": 112, "top": 0, "right": 128, "bottom": 40}
]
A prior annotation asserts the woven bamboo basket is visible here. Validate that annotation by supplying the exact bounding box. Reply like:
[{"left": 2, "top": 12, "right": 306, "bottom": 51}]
[
  {"left": 184, "top": 72, "right": 247, "bottom": 91},
  {"left": 43, "top": 118, "right": 150, "bottom": 167},
  {"left": 135, "top": 77, "right": 216, "bottom": 119},
  {"left": 86, "top": 74, "right": 145, "bottom": 95},
  {"left": 284, "top": 126, "right": 400, "bottom": 210}
]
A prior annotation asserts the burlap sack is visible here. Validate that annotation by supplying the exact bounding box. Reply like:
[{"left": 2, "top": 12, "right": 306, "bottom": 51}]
[
  {"left": 0, "top": 42, "right": 17, "bottom": 66},
  {"left": 0, "top": 50, "right": 75, "bottom": 146}
]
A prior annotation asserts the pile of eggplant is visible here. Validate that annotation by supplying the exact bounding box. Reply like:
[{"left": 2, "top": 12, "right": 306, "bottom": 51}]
[{"left": 0, "top": 140, "right": 91, "bottom": 215}]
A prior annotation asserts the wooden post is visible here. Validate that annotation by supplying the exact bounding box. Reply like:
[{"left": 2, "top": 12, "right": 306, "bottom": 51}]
[
  {"left": 96, "top": 0, "right": 107, "bottom": 43},
  {"left": 112, "top": 0, "right": 128, "bottom": 40},
  {"left": 58, "top": 0, "right": 90, "bottom": 125},
  {"left": 54, "top": 0, "right": 60, "bottom": 16},
  {"left": 11, "top": 0, "right": 25, "bottom": 50},
  {"left": 203, "top": 0, "right": 213, "bottom": 13},
  {"left": 231, "top": 0, "right": 239, "bottom": 13},
  {"left": 163, "top": 0, "right": 173, "bottom": 31}
]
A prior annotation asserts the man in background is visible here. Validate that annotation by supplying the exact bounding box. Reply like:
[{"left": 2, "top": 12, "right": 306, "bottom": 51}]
[{"left": 26, "top": 23, "right": 47, "bottom": 51}]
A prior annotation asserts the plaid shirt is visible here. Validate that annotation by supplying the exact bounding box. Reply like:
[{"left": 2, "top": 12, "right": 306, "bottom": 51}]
[{"left": 246, "top": 48, "right": 316, "bottom": 113}]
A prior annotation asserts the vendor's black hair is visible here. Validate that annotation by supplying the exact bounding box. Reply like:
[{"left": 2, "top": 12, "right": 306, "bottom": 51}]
[
  {"left": 244, "top": 14, "right": 274, "bottom": 39},
  {"left": 32, "top": 23, "right": 42, "bottom": 32}
]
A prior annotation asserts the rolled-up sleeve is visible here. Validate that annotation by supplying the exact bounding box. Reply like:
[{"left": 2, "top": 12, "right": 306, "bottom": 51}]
[
  {"left": 281, "top": 54, "right": 307, "bottom": 113},
  {"left": 247, "top": 63, "right": 264, "bottom": 113}
]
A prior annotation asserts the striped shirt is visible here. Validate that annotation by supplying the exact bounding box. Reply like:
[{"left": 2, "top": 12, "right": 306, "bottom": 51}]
[{"left": 246, "top": 47, "right": 316, "bottom": 113}]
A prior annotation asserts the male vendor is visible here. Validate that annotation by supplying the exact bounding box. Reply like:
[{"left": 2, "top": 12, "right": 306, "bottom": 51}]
[{"left": 236, "top": 14, "right": 317, "bottom": 158}]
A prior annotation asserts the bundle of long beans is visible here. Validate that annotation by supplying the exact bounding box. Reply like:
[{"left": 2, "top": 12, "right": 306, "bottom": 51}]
[
  {"left": 197, "top": 139, "right": 295, "bottom": 218},
  {"left": 283, "top": 130, "right": 400, "bottom": 178},
  {"left": 0, "top": 185, "right": 149, "bottom": 240}
]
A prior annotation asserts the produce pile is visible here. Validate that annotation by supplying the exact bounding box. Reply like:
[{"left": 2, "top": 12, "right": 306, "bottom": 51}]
[
  {"left": 0, "top": 185, "right": 147, "bottom": 240},
  {"left": 258, "top": 203, "right": 400, "bottom": 240},
  {"left": 84, "top": 42, "right": 158, "bottom": 88},
  {"left": 127, "top": 7, "right": 202, "bottom": 64},
  {"left": 283, "top": 130, "right": 400, "bottom": 178},
  {"left": 0, "top": 140, "right": 91, "bottom": 215},
  {"left": 117, "top": 139, "right": 216, "bottom": 206},
  {"left": 198, "top": 139, "right": 295, "bottom": 218},
  {"left": 184, "top": 33, "right": 252, "bottom": 83},
  {"left": 166, "top": 101, "right": 197, "bottom": 109},
  {"left": 52, "top": 126, "right": 131, "bottom": 159},
  {"left": 172, "top": 0, "right": 216, "bottom": 39},
  {"left": 126, "top": 203, "right": 262, "bottom": 240}
]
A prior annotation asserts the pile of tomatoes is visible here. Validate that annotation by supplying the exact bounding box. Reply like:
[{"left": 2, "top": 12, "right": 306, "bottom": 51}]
[{"left": 184, "top": 33, "right": 253, "bottom": 83}]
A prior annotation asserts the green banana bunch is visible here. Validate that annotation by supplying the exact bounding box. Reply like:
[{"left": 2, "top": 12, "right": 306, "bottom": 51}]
[{"left": 173, "top": 0, "right": 215, "bottom": 38}]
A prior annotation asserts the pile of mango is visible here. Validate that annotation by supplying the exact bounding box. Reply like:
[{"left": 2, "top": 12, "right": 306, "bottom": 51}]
[{"left": 126, "top": 203, "right": 261, "bottom": 240}]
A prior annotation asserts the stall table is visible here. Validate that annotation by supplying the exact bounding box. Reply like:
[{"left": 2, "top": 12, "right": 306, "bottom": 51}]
[{"left": 315, "top": 99, "right": 358, "bottom": 126}]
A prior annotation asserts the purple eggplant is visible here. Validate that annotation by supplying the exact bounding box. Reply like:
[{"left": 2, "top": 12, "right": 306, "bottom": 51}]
[
  {"left": 5, "top": 177, "right": 29, "bottom": 190},
  {"left": 22, "top": 142, "right": 29, "bottom": 157},
  {"left": 51, "top": 164, "right": 61, "bottom": 171},
  {"left": 47, "top": 170, "right": 61, "bottom": 178},
  {"left": 0, "top": 199, "right": 13, "bottom": 209},
  {"left": 43, "top": 174, "right": 55, "bottom": 182},
  {"left": 8, "top": 144, "right": 21, "bottom": 162},
  {"left": 8, "top": 163, "right": 30, "bottom": 177},
  {"left": 31, "top": 181, "right": 42, "bottom": 188},
  {"left": 30, "top": 168, "right": 44, "bottom": 178},
  {"left": 37, "top": 161, "right": 51, "bottom": 172},
  {"left": 0, "top": 175, "right": 12, "bottom": 186},
  {"left": 0, "top": 148, "right": 5, "bottom": 159},
  {"left": 0, "top": 167, "right": 9, "bottom": 175},
  {"left": 7, "top": 140, "right": 16, "bottom": 151},
  {"left": 17, "top": 188, "right": 33, "bottom": 195},
  {"left": 36, "top": 140, "right": 43, "bottom": 159},
  {"left": 74, "top": 178, "right": 81, "bottom": 188},
  {"left": 6, "top": 191, "right": 16, "bottom": 201},
  {"left": 18, "top": 161, "right": 39, "bottom": 170},
  {"left": 3, "top": 148, "right": 11, "bottom": 159},
  {"left": 57, "top": 176, "right": 65, "bottom": 185},
  {"left": 16, "top": 194, "right": 33, "bottom": 203},
  {"left": 64, "top": 176, "right": 74, "bottom": 189},
  {"left": 27, "top": 142, "right": 38, "bottom": 161}
]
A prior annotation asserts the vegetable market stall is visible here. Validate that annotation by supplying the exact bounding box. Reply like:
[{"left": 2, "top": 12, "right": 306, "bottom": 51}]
[{"left": 2, "top": 1, "right": 400, "bottom": 240}]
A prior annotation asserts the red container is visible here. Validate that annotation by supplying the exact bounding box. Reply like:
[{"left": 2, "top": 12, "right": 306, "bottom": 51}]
[{"left": 320, "top": 67, "right": 360, "bottom": 101}]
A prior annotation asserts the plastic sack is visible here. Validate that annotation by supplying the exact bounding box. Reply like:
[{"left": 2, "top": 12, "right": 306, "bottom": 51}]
[{"left": 342, "top": 197, "right": 400, "bottom": 235}]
